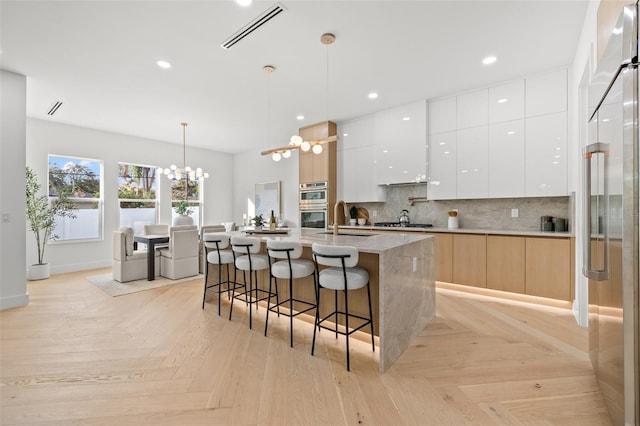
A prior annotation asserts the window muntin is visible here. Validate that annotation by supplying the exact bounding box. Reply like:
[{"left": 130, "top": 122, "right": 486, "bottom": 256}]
[{"left": 48, "top": 155, "right": 102, "bottom": 241}]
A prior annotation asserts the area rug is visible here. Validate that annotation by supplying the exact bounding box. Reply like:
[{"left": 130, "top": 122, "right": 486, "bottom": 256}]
[{"left": 86, "top": 273, "right": 203, "bottom": 297}]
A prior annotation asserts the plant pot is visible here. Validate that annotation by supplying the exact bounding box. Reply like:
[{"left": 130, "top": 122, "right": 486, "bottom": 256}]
[
  {"left": 28, "top": 263, "right": 50, "bottom": 280},
  {"left": 349, "top": 219, "right": 357, "bottom": 226},
  {"left": 173, "top": 214, "right": 194, "bottom": 226}
]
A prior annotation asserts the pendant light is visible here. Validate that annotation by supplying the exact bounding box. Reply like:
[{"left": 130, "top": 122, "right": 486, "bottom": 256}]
[
  {"left": 158, "top": 123, "right": 208, "bottom": 199},
  {"left": 261, "top": 33, "right": 337, "bottom": 160}
]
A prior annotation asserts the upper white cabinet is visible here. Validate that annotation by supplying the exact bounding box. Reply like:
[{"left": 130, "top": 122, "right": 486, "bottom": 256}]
[
  {"left": 429, "top": 97, "right": 456, "bottom": 134},
  {"left": 342, "top": 144, "right": 386, "bottom": 203},
  {"left": 489, "top": 80, "right": 525, "bottom": 123},
  {"left": 428, "top": 67, "right": 568, "bottom": 200},
  {"left": 457, "top": 89, "right": 488, "bottom": 129},
  {"left": 340, "top": 114, "right": 375, "bottom": 151},
  {"left": 338, "top": 116, "right": 386, "bottom": 203},
  {"left": 428, "top": 131, "right": 457, "bottom": 200},
  {"left": 489, "top": 120, "right": 525, "bottom": 197},
  {"left": 456, "top": 126, "right": 488, "bottom": 199},
  {"left": 525, "top": 69, "right": 567, "bottom": 117},
  {"left": 375, "top": 100, "right": 427, "bottom": 185},
  {"left": 525, "top": 111, "right": 567, "bottom": 196}
]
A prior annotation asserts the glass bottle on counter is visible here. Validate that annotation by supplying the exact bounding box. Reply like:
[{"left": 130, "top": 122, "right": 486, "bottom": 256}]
[{"left": 269, "top": 210, "right": 276, "bottom": 231}]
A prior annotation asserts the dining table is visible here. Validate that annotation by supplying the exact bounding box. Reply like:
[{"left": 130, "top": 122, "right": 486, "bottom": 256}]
[{"left": 133, "top": 234, "right": 170, "bottom": 281}]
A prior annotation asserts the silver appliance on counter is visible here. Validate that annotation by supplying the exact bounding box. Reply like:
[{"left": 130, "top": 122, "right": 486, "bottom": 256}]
[
  {"left": 585, "top": 3, "right": 639, "bottom": 424},
  {"left": 299, "top": 181, "right": 328, "bottom": 229}
]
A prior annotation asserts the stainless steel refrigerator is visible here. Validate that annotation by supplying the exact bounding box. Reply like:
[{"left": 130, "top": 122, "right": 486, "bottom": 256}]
[{"left": 585, "top": 3, "right": 639, "bottom": 425}]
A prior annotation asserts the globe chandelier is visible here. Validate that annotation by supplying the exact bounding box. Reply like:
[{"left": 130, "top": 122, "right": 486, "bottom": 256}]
[{"left": 158, "top": 122, "right": 208, "bottom": 188}]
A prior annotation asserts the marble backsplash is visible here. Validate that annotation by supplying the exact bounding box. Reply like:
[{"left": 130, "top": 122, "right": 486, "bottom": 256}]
[{"left": 352, "top": 184, "right": 573, "bottom": 232}]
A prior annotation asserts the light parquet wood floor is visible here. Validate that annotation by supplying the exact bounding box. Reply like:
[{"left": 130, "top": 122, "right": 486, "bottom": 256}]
[{"left": 0, "top": 268, "right": 612, "bottom": 425}]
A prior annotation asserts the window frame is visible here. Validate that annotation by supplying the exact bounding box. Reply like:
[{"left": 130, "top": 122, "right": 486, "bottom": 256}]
[
  {"left": 47, "top": 154, "right": 104, "bottom": 244},
  {"left": 117, "top": 162, "right": 160, "bottom": 230}
]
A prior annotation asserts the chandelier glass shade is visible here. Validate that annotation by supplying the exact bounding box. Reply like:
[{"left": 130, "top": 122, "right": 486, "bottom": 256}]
[{"left": 157, "top": 123, "right": 208, "bottom": 193}]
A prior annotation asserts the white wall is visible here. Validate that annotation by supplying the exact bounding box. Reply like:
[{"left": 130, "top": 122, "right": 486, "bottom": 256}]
[
  {"left": 0, "top": 70, "right": 28, "bottom": 310},
  {"left": 26, "top": 118, "right": 234, "bottom": 274},
  {"left": 233, "top": 150, "right": 299, "bottom": 228},
  {"left": 569, "top": 0, "right": 599, "bottom": 327}
]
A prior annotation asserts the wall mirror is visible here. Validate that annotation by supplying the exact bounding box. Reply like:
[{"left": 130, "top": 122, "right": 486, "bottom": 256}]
[{"left": 254, "top": 181, "right": 280, "bottom": 219}]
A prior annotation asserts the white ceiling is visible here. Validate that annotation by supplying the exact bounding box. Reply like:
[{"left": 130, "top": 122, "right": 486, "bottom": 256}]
[{"left": 1, "top": 0, "right": 589, "bottom": 154}]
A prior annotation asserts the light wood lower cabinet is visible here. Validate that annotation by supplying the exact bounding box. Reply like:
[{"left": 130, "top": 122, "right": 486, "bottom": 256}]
[
  {"left": 487, "top": 235, "right": 525, "bottom": 293},
  {"left": 426, "top": 233, "right": 453, "bottom": 283},
  {"left": 452, "top": 234, "right": 486, "bottom": 288},
  {"left": 355, "top": 229, "right": 573, "bottom": 301},
  {"left": 447, "top": 233, "right": 573, "bottom": 302},
  {"left": 524, "top": 237, "right": 571, "bottom": 301}
]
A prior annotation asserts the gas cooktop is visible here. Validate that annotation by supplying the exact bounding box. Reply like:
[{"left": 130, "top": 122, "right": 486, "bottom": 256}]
[{"left": 373, "top": 222, "right": 433, "bottom": 228}]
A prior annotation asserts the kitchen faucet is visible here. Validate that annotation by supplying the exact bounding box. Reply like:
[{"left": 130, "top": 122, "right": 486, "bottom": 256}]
[{"left": 333, "top": 200, "right": 349, "bottom": 235}]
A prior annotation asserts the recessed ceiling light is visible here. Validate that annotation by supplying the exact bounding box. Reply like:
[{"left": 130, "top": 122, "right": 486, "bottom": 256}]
[
  {"left": 296, "top": 115, "right": 304, "bottom": 120},
  {"left": 402, "top": 117, "right": 411, "bottom": 121},
  {"left": 439, "top": 142, "right": 446, "bottom": 145},
  {"left": 497, "top": 98, "right": 508, "bottom": 103},
  {"left": 156, "top": 60, "right": 172, "bottom": 69},
  {"left": 368, "top": 92, "right": 378, "bottom": 99},
  {"left": 383, "top": 150, "right": 389, "bottom": 153},
  {"left": 236, "top": 0, "right": 252, "bottom": 6},
  {"left": 482, "top": 56, "right": 497, "bottom": 65},
  {"left": 343, "top": 133, "right": 349, "bottom": 137},
  {"left": 507, "top": 131, "right": 515, "bottom": 135}
]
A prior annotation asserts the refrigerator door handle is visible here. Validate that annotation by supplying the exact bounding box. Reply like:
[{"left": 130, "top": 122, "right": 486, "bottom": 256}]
[{"left": 582, "top": 142, "right": 610, "bottom": 281}]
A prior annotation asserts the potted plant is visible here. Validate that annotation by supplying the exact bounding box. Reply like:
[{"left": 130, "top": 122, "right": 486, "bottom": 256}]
[
  {"left": 26, "top": 166, "right": 77, "bottom": 280},
  {"left": 173, "top": 200, "right": 194, "bottom": 226},
  {"left": 252, "top": 214, "right": 265, "bottom": 228},
  {"left": 349, "top": 205, "right": 358, "bottom": 226}
]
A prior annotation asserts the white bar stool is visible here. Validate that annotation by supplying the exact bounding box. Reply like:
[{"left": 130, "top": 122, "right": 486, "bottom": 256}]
[
  {"left": 311, "top": 243, "right": 375, "bottom": 371},
  {"left": 229, "top": 236, "right": 276, "bottom": 329},
  {"left": 202, "top": 233, "right": 242, "bottom": 316},
  {"left": 265, "top": 240, "right": 317, "bottom": 347}
]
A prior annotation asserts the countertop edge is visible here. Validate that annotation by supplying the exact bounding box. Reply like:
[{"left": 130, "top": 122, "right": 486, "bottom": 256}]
[{"left": 338, "top": 225, "right": 574, "bottom": 238}]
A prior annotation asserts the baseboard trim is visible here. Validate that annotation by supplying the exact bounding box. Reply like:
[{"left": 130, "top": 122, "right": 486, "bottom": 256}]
[
  {"left": 0, "top": 292, "right": 29, "bottom": 311},
  {"left": 51, "top": 260, "right": 111, "bottom": 275}
]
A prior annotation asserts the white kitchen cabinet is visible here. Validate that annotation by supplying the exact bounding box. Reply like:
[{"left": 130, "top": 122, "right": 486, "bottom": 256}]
[
  {"left": 525, "top": 69, "right": 567, "bottom": 117},
  {"left": 342, "top": 145, "right": 386, "bottom": 203},
  {"left": 339, "top": 116, "right": 386, "bottom": 203},
  {"left": 525, "top": 111, "right": 567, "bottom": 196},
  {"left": 340, "top": 115, "right": 375, "bottom": 151},
  {"left": 456, "top": 126, "right": 488, "bottom": 199},
  {"left": 375, "top": 100, "right": 427, "bottom": 185},
  {"left": 427, "top": 131, "right": 457, "bottom": 200},
  {"left": 489, "top": 80, "right": 525, "bottom": 123},
  {"left": 488, "top": 119, "right": 525, "bottom": 197},
  {"left": 457, "top": 89, "right": 488, "bottom": 129},
  {"left": 429, "top": 97, "right": 456, "bottom": 134}
]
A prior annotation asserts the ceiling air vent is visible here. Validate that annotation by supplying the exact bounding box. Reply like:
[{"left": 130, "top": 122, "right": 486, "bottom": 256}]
[
  {"left": 220, "top": 3, "right": 286, "bottom": 50},
  {"left": 47, "top": 101, "right": 63, "bottom": 116}
]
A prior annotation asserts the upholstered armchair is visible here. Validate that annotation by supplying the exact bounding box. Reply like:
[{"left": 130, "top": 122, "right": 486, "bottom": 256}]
[
  {"left": 112, "top": 227, "right": 159, "bottom": 282},
  {"left": 144, "top": 224, "right": 169, "bottom": 235},
  {"left": 199, "top": 225, "right": 226, "bottom": 273},
  {"left": 160, "top": 226, "right": 199, "bottom": 279}
]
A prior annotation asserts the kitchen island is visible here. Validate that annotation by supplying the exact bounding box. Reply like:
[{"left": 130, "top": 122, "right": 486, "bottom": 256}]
[{"left": 229, "top": 228, "right": 435, "bottom": 373}]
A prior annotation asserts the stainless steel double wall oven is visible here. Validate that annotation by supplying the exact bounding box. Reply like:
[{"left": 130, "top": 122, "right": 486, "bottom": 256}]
[{"left": 299, "top": 181, "right": 327, "bottom": 229}]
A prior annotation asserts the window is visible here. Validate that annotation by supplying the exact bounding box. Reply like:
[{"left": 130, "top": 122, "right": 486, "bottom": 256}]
[
  {"left": 171, "top": 178, "right": 201, "bottom": 226},
  {"left": 118, "top": 163, "right": 158, "bottom": 233},
  {"left": 48, "top": 155, "right": 102, "bottom": 241}
]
